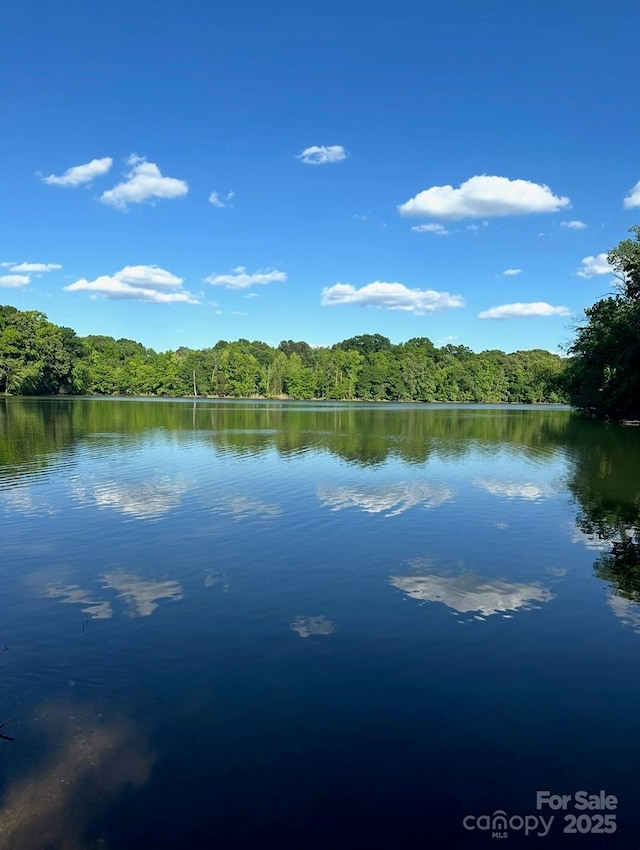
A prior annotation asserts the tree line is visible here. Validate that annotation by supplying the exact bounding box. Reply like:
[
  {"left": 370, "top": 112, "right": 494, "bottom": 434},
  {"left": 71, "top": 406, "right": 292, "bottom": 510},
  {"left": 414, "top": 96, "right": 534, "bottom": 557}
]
[
  {"left": 0, "top": 308, "right": 567, "bottom": 402},
  {"left": 3, "top": 225, "right": 638, "bottom": 410}
]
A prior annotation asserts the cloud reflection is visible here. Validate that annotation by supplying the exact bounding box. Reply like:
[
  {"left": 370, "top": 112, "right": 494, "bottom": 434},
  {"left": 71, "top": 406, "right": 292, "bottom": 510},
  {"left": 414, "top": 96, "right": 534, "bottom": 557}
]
[
  {"left": 204, "top": 571, "right": 229, "bottom": 591},
  {"left": 290, "top": 615, "right": 335, "bottom": 638},
  {"left": 38, "top": 570, "right": 183, "bottom": 620},
  {"left": 0, "top": 484, "right": 58, "bottom": 516},
  {"left": 72, "top": 476, "right": 189, "bottom": 519},
  {"left": 608, "top": 593, "right": 640, "bottom": 634},
  {"left": 570, "top": 525, "right": 610, "bottom": 551},
  {"left": 390, "top": 569, "right": 553, "bottom": 618},
  {"left": 207, "top": 495, "right": 281, "bottom": 520},
  {"left": 474, "top": 479, "right": 557, "bottom": 500},
  {"left": 45, "top": 584, "right": 113, "bottom": 619},
  {"left": 317, "top": 481, "right": 453, "bottom": 516},
  {"left": 101, "top": 569, "right": 183, "bottom": 617}
]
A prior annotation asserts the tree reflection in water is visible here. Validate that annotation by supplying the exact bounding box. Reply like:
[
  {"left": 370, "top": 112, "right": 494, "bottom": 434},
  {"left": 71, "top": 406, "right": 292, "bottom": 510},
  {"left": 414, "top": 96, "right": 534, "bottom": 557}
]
[{"left": 567, "top": 420, "right": 640, "bottom": 611}]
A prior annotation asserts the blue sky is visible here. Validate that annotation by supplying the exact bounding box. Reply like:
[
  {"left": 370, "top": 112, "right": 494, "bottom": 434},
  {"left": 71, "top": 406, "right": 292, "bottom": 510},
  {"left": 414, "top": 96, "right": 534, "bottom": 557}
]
[{"left": 2, "top": 0, "right": 639, "bottom": 354}]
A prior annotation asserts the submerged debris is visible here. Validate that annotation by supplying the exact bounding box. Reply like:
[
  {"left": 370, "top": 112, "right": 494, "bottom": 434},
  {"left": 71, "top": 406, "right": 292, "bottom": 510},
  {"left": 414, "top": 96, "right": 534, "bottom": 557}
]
[{"left": 0, "top": 716, "right": 15, "bottom": 741}]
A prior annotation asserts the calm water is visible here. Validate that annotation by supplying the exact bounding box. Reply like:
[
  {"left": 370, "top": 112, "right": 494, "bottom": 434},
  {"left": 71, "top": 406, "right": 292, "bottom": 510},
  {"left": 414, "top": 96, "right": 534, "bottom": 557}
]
[{"left": 1, "top": 398, "right": 640, "bottom": 848}]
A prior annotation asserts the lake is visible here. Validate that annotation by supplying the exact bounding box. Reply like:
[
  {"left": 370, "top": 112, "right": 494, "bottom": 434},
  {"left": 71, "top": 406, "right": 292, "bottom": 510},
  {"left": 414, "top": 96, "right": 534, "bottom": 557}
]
[{"left": 1, "top": 398, "right": 640, "bottom": 848}]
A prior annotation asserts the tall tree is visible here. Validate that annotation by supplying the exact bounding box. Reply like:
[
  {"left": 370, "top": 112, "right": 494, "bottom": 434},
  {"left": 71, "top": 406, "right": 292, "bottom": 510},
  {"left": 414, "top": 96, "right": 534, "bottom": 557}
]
[
  {"left": 567, "top": 225, "right": 640, "bottom": 419},
  {"left": 608, "top": 224, "right": 640, "bottom": 300}
]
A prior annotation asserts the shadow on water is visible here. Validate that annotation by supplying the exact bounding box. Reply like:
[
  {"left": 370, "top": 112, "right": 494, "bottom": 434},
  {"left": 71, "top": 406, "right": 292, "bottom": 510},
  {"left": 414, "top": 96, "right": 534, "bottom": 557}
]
[{"left": 0, "top": 699, "right": 153, "bottom": 850}]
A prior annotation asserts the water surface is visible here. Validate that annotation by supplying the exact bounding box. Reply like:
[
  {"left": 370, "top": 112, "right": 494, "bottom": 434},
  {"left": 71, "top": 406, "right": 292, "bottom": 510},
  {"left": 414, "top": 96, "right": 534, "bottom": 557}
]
[{"left": 1, "top": 398, "right": 640, "bottom": 848}]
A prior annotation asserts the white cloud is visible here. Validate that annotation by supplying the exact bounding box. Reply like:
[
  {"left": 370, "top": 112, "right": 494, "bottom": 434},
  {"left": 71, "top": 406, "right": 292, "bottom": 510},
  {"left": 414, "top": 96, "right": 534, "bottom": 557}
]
[
  {"left": 2, "top": 262, "right": 62, "bottom": 273},
  {"left": 0, "top": 274, "right": 30, "bottom": 288},
  {"left": 561, "top": 220, "right": 588, "bottom": 230},
  {"left": 478, "top": 302, "right": 570, "bottom": 320},
  {"left": 398, "top": 174, "right": 570, "bottom": 220},
  {"left": 209, "top": 190, "right": 235, "bottom": 207},
  {"left": 623, "top": 180, "right": 640, "bottom": 210},
  {"left": 204, "top": 267, "right": 287, "bottom": 289},
  {"left": 100, "top": 155, "right": 188, "bottom": 210},
  {"left": 576, "top": 253, "right": 613, "bottom": 278},
  {"left": 321, "top": 281, "right": 464, "bottom": 314},
  {"left": 502, "top": 268, "right": 522, "bottom": 276},
  {"left": 65, "top": 264, "right": 199, "bottom": 304},
  {"left": 112, "top": 265, "right": 182, "bottom": 288},
  {"left": 296, "top": 145, "right": 348, "bottom": 165},
  {"left": 40, "top": 157, "right": 113, "bottom": 187},
  {"left": 411, "top": 223, "right": 450, "bottom": 236}
]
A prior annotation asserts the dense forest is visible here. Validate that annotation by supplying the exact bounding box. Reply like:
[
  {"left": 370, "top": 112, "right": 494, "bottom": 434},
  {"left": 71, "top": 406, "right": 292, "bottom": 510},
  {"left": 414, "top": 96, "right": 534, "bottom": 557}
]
[{"left": 0, "top": 306, "right": 568, "bottom": 403}]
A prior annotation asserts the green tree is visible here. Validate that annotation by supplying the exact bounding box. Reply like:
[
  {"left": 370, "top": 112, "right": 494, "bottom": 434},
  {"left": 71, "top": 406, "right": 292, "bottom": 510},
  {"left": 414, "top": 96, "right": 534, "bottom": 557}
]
[
  {"left": 0, "top": 308, "right": 84, "bottom": 394},
  {"left": 283, "top": 352, "right": 315, "bottom": 398},
  {"left": 218, "top": 344, "right": 260, "bottom": 397},
  {"left": 334, "top": 333, "right": 392, "bottom": 357},
  {"left": 566, "top": 226, "right": 640, "bottom": 419},
  {"left": 278, "top": 340, "right": 313, "bottom": 364},
  {"left": 608, "top": 224, "right": 640, "bottom": 301}
]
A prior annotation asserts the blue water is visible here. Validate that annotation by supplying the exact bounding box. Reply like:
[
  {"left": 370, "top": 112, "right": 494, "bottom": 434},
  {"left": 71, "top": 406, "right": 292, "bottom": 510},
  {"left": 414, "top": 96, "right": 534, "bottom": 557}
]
[{"left": 1, "top": 399, "right": 639, "bottom": 848}]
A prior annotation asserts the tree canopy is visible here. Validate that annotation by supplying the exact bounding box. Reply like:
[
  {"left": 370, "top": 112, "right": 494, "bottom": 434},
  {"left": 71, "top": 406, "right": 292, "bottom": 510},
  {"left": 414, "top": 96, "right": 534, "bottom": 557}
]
[
  {"left": 609, "top": 224, "right": 640, "bottom": 301},
  {"left": 566, "top": 225, "right": 640, "bottom": 419}
]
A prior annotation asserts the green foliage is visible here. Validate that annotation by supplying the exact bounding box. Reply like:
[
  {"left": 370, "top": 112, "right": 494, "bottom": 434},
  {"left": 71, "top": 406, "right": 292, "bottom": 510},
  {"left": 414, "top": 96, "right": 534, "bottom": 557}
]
[
  {"left": 334, "top": 333, "right": 392, "bottom": 356},
  {"left": 608, "top": 224, "right": 640, "bottom": 301},
  {"left": 567, "top": 225, "right": 640, "bottom": 419},
  {"left": 0, "top": 305, "right": 569, "bottom": 402},
  {"left": 0, "top": 307, "right": 86, "bottom": 395},
  {"left": 278, "top": 339, "right": 313, "bottom": 364},
  {"left": 283, "top": 352, "right": 315, "bottom": 399}
]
